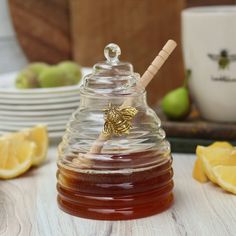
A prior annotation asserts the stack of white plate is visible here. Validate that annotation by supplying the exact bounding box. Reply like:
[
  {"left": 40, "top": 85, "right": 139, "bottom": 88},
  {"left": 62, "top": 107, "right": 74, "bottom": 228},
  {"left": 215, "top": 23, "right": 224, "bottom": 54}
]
[{"left": 0, "top": 68, "right": 90, "bottom": 140}]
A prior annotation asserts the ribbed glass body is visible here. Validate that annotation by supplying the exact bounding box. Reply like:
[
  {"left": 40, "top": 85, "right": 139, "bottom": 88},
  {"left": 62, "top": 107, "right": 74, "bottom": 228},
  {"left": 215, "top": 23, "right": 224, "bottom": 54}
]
[{"left": 57, "top": 92, "right": 173, "bottom": 220}]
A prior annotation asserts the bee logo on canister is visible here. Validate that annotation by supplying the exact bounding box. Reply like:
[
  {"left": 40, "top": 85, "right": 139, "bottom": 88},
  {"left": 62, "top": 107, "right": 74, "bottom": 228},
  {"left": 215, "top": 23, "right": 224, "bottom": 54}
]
[{"left": 208, "top": 49, "right": 236, "bottom": 70}]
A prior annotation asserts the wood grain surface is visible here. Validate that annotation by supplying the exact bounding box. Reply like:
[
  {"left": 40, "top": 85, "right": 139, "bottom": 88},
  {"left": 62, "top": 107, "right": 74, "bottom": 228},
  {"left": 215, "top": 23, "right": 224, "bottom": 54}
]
[
  {"left": 8, "top": 0, "right": 71, "bottom": 64},
  {"left": 70, "top": 0, "right": 185, "bottom": 105},
  {"left": 187, "top": 0, "right": 236, "bottom": 7},
  {"left": 0, "top": 147, "right": 236, "bottom": 236}
]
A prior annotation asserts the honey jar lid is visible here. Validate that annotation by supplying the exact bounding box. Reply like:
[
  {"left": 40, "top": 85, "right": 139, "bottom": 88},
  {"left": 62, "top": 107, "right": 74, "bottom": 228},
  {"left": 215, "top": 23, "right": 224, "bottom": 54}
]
[{"left": 81, "top": 43, "right": 142, "bottom": 95}]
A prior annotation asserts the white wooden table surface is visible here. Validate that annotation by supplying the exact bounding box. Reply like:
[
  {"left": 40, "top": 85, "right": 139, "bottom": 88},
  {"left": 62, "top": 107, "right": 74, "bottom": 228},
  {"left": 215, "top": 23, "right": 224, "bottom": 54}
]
[{"left": 0, "top": 146, "right": 236, "bottom": 236}]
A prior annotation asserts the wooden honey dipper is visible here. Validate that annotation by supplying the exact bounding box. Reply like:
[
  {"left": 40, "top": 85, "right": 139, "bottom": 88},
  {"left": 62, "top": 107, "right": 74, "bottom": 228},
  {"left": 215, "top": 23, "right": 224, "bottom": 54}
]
[{"left": 74, "top": 40, "right": 177, "bottom": 165}]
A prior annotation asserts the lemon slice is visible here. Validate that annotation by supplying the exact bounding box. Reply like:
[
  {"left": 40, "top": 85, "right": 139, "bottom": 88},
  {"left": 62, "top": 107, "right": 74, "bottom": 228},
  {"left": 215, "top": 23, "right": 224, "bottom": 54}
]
[
  {"left": 209, "top": 141, "right": 233, "bottom": 149},
  {"left": 193, "top": 142, "right": 234, "bottom": 183},
  {"left": 196, "top": 144, "right": 236, "bottom": 183},
  {"left": 0, "top": 135, "right": 35, "bottom": 179},
  {"left": 23, "top": 125, "right": 48, "bottom": 166},
  {"left": 192, "top": 157, "right": 208, "bottom": 183},
  {"left": 213, "top": 165, "right": 236, "bottom": 195}
]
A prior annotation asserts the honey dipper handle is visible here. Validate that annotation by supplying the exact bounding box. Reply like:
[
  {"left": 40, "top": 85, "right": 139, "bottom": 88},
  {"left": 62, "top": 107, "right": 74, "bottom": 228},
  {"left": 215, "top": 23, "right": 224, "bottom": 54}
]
[
  {"left": 137, "top": 39, "right": 177, "bottom": 89},
  {"left": 121, "top": 39, "right": 177, "bottom": 108},
  {"left": 89, "top": 133, "right": 111, "bottom": 154}
]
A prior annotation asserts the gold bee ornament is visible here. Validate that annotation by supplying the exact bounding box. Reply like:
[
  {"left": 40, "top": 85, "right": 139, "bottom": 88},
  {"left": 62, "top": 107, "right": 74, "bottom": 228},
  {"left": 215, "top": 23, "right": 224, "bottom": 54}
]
[{"left": 102, "top": 103, "right": 138, "bottom": 137}]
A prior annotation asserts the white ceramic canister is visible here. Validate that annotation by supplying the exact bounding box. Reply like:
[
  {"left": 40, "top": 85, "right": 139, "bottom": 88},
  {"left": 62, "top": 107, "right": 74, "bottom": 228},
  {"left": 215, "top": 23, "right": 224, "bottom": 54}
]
[{"left": 182, "top": 6, "right": 236, "bottom": 122}]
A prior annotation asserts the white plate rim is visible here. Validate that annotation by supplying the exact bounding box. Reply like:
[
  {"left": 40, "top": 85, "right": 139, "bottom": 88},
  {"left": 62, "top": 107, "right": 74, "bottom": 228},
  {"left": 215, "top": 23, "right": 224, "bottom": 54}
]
[
  {"left": 0, "top": 95, "right": 80, "bottom": 105},
  {"left": 0, "top": 114, "right": 71, "bottom": 121},
  {"left": 0, "top": 119, "right": 68, "bottom": 126},
  {"left": 0, "top": 101, "right": 79, "bottom": 111},
  {"left": 0, "top": 91, "right": 81, "bottom": 99},
  {"left": 0, "top": 109, "right": 76, "bottom": 116},
  {"left": 0, "top": 125, "right": 66, "bottom": 132},
  {"left": 0, "top": 130, "right": 64, "bottom": 139}
]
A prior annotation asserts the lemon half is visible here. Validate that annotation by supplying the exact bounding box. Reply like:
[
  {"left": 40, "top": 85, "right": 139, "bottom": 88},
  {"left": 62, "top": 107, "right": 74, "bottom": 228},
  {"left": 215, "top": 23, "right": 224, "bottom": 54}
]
[
  {"left": 0, "top": 125, "right": 48, "bottom": 179},
  {"left": 0, "top": 135, "right": 35, "bottom": 179},
  {"left": 23, "top": 125, "right": 48, "bottom": 166},
  {"left": 213, "top": 165, "right": 236, "bottom": 194},
  {"left": 193, "top": 142, "right": 236, "bottom": 183}
]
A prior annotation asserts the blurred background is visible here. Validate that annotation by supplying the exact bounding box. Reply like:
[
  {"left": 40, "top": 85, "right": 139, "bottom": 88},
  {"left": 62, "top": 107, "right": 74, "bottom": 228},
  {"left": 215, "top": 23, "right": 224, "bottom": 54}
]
[
  {"left": 1, "top": 0, "right": 235, "bottom": 105},
  {"left": 1, "top": 0, "right": 236, "bottom": 152}
]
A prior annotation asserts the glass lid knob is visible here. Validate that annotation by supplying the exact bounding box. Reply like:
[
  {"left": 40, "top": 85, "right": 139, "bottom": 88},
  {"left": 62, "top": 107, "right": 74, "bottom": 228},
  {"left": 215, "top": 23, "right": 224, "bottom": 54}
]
[{"left": 104, "top": 43, "right": 121, "bottom": 64}]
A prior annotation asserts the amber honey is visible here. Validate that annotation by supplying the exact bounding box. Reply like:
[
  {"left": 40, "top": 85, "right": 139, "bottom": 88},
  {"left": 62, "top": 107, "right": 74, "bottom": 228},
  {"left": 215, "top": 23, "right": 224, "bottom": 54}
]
[{"left": 57, "top": 151, "right": 173, "bottom": 220}]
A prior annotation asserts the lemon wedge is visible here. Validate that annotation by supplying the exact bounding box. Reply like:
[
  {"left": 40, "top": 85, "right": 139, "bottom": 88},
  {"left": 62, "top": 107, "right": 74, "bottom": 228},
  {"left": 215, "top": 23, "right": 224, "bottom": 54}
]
[
  {"left": 0, "top": 125, "right": 48, "bottom": 179},
  {"left": 213, "top": 165, "right": 236, "bottom": 195},
  {"left": 192, "top": 157, "right": 208, "bottom": 183},
  {"left": 194, "top": 141, "right": 236, "bottom": 183},
  {"left": 209, "top": 141, "right": 233, "bottom": 149},
  {"left": 0, "top": 135, "right": 35, "bottom": 179},
  {"left": 197, "top": 145, "right": 236, "bottom": 183},
  {"left": 23, "top": 125, "right": 48, "bottom": 166}
]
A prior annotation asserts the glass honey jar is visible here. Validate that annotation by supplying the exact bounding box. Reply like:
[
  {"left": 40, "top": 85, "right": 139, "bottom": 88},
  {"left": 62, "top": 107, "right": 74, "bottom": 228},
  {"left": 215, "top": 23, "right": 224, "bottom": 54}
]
[{"left": 57, "top": 43, "right": 174, "bottom": 220}]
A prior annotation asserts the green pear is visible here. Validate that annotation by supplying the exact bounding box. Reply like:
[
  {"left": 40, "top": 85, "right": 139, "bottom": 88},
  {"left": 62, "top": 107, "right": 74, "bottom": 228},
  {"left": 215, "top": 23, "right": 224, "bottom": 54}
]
[
  {"left": 58, "top": 61, "right": 82, "bottom": 84},
  {"left": 16, "top": 70, "right": 39, "bottom": 89},
  {"left": 161, "top": 87, "right": 190, "bottom": 120},
  {"left": 38, "top": 66, "right": 79, "bottom": 88},
  {"left": 15, "top": 62, "right": 48, "bottom": 89},
  {"left": 28, "top": 62, "right": 49, "bottom": 74}
]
